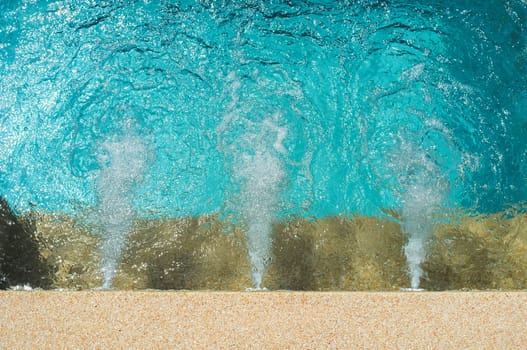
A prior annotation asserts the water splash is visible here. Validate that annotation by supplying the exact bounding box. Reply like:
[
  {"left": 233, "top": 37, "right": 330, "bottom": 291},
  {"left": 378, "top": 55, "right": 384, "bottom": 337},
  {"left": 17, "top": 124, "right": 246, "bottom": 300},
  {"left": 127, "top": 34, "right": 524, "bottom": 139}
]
[
  {"left": 401, "top": 182, "right": 444, "bottom": 290},
  {"left": 218, "top": 72, "right": 288, "bottom": 289},
  {"left": 235, "top": 117, "right": 286, "bottom": 290},
  {"left": 97, "top": 134, "right": 147, "bottom": 289},
  {"left": 239, "top": 148, "right": 285, "bottom": 289},
  {"left": 394, "top": 138, "right": 449, "bottom": 290}
]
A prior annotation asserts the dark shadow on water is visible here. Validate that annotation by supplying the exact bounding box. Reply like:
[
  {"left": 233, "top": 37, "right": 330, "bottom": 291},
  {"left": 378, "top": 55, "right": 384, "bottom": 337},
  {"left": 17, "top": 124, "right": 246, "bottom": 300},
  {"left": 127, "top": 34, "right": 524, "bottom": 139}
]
[
  {"left": 272, "top": 221, "right": 316, "bottom": 290},
  {"left": 146, "top": 254, "right": 195, "bottom": 290},
  {"left": 115, "top": 216, "right": 251, "bottom": 290},
  {"left": 269, "top": 216, "right": 408, "bottom": 291},
  {"left": 424, "top": 236, "right": 494, "bottom": 290},
  {"left": 0, "top": 198, "right": 51, "bottom": 289},
  {"left": 422, "top": 216, "right": 527, "bottom": 291}
]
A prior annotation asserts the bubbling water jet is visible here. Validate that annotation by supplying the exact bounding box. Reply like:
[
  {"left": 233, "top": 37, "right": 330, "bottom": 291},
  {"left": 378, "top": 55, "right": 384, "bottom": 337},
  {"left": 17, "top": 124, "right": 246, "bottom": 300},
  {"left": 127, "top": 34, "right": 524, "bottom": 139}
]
[
  {"left": 236, "top": 118, "right": 287, "bottom": 290},
  {"left": 97, "top": 134, "right": 147, "bottom": 289},
  {"left": 401, "top": 183, "right": 443, "bottom": 290},
  {"left": 238, "top": 147, "right": 285, "bottom": 290},
  {"left": 394, "top": 139, "right": 448, "bottom": 290},
  {"left": 218, "top": 72, "right": 289, "bottom": 290}
]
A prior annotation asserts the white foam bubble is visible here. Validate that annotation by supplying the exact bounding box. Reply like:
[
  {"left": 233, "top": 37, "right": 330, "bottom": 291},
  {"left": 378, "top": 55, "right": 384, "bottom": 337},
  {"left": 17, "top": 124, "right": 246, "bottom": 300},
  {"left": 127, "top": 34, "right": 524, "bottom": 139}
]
[
  {"left": 97, "top": 134, "right": 147, "bottom": 289},
  {"left": 222, "top": 113, "right": 287, "bottom": 289},
  {"left": 393, "top": 138, "right": 447, "bottom": 290},
  {"left": 237, "top": 142, "right": 285, "bottom": 289}
]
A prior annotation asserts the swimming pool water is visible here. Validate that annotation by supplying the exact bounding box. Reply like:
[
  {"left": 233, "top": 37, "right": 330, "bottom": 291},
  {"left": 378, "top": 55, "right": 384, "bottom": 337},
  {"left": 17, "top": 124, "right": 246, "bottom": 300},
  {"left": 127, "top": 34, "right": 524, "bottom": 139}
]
[{"left": 1, "top": 0, "right": 526, "bottom": 220}]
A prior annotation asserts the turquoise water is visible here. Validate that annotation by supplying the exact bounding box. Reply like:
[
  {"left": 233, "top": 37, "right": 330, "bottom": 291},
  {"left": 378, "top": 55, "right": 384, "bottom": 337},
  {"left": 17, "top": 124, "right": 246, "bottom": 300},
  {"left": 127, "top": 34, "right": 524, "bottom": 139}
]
[{"left": 1, "top": 0, "right": 526, "bottom": 219}]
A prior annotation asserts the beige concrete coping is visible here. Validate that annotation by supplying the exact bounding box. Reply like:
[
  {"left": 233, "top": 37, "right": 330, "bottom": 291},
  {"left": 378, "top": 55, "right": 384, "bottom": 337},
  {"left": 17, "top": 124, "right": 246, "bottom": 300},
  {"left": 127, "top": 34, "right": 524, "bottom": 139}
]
[{"left": 1, "top": 291, "right": 526, "bottom": 349}]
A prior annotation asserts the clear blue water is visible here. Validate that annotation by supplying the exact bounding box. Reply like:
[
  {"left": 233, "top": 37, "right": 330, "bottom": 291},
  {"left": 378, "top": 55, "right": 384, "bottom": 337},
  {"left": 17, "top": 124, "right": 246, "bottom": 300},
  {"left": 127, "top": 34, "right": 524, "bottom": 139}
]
[{"left": 1, "top": 0, "right": 526, "bottom": 219}]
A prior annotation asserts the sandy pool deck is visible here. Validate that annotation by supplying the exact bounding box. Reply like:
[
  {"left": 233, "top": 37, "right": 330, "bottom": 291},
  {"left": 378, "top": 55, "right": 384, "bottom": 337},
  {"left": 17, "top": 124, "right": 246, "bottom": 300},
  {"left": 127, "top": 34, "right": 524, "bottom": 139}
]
[{"left": 1, "top": 291, "right": 526, "bottom": 349}]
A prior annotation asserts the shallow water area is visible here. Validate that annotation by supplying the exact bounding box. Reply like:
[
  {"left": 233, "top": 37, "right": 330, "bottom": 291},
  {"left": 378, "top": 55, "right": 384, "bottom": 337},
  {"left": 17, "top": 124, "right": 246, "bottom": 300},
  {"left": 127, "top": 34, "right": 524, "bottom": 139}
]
[{"left": 2, "top": 208, "right": 527, "bottom": 291}]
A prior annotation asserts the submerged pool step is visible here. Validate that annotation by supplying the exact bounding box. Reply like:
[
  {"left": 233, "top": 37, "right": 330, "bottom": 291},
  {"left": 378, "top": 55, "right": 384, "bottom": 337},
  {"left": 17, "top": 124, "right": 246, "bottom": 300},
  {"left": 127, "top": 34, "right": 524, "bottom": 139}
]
[{"left": 2, "top": 208, "right": 527, "bottom": 291}]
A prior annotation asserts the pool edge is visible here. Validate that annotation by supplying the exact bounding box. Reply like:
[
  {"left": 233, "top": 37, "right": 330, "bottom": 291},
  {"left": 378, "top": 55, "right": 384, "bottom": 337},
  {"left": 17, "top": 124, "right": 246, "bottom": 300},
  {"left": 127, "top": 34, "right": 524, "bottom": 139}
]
[{"left": 1, "top": 291, "right": 526, "bottom": 348}]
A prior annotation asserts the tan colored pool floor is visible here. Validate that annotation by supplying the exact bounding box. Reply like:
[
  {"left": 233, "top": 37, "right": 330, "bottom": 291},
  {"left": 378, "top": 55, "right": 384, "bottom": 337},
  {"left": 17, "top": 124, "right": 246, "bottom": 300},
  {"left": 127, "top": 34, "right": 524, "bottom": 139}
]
[{"left": 1, "top": 291, "right": 525, "bottom": 349}]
